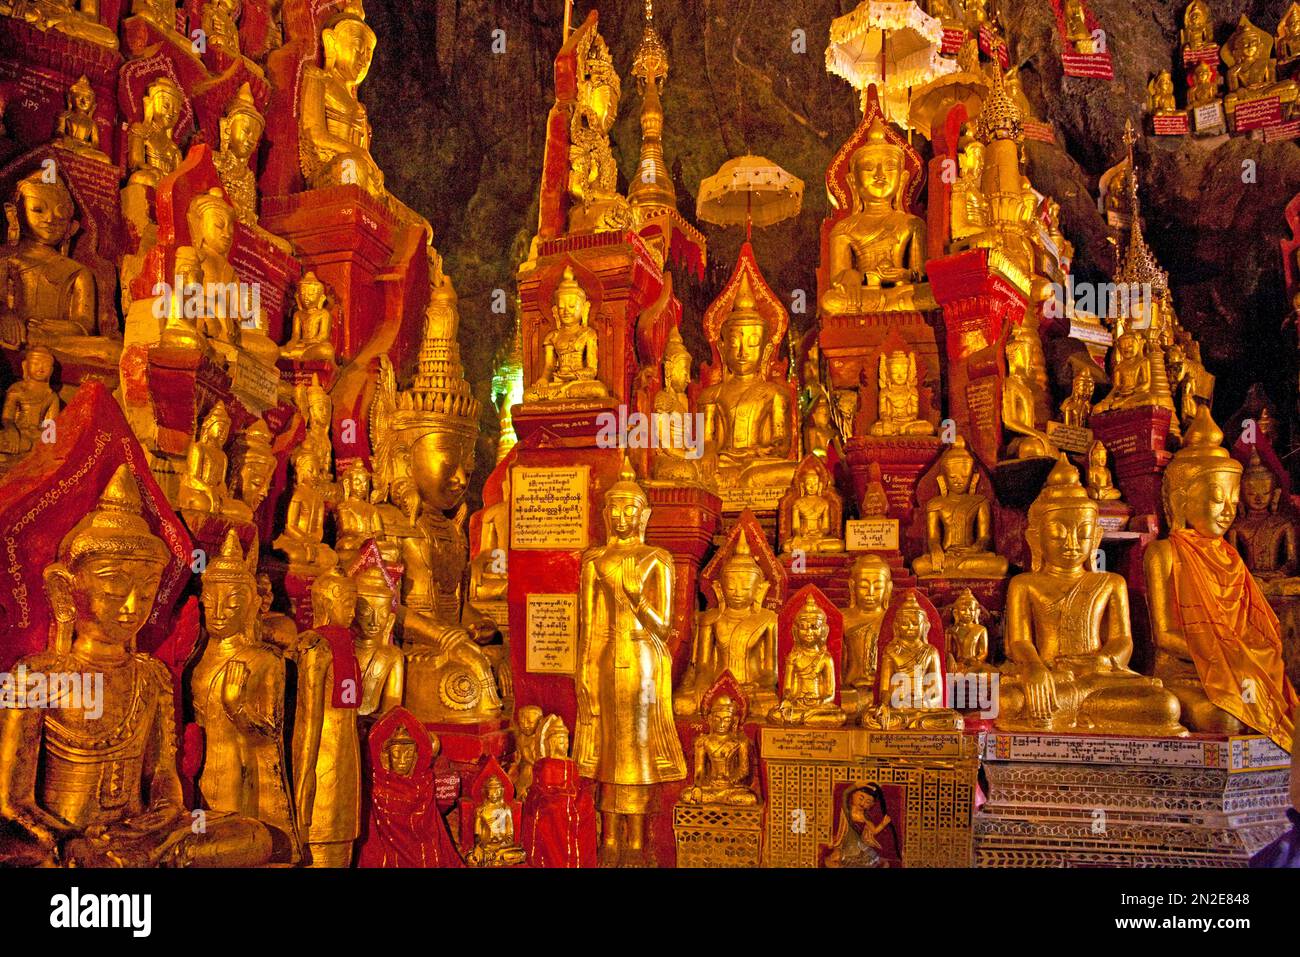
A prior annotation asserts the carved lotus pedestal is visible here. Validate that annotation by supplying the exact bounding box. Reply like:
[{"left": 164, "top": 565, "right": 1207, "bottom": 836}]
[
  {"left": 845, "top": 435, "right": 944, "bottom": 530},
  {"left": 1090, "top": 406, "right": 1175, "bottom": 521},
  {"left": 976, "top": 731, "right": 1292, "bottom": 866}
]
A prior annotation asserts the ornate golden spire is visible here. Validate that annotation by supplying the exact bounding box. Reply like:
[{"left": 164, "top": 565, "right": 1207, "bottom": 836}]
[
  {"left": 975, "top": 65, "right": 1023, "bottom": 144},
  {"left": 1115, "top": 120, "right": 1168, "bottom": 295},
  {"left": 628, "top": 0, "right": 676, "bottom": 219}
]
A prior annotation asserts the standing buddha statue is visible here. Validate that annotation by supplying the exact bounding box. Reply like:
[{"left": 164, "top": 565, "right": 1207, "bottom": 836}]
[
  {"left": 351, "top": 561, "right": 405, "bottom": 718},
  {"left": 913, "top": 437, "right": 1008, "bottom": 578}
]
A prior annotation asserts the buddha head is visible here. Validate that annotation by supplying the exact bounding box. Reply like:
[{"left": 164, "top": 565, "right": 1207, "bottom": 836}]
[
  {"left": 233, "top": 419, "right": 276, "bottom": 511},
  {"left": 957, "top": 139, "right": 985, "bottom": 180},
  {"left": 1025, "top": 456, "right": 1101, "bottom": 573},
  {"left": 408, "top": 430, "right": 473, "bottom": 513},
  {"left": 293, "top": 449, "right": 322, "bottom": 487},
  {"left": 1071, "top": 367, "right": 1095, "bottom": 401},
  {"left": 342, "top": 460, "right": 371, "bottom": 502},
  {"left": 718, "top": 534, "right": 766, "bottom": 611},
  {"left": 67, "top": 74, "right": 95, "bottom": 116},
  {"left": 483, "top": 775, "right": 506, "bottom": 805},
  {"left": 602, "top": 457, "right": 651, "bottom": 543},
  {"left": 1227, "top": 17, "right": 1268, "bottom": 66},
  {"left": 187, "top": 188, "right": 235, "bottom": 262},
  {"left": 937, "top": 437, "right": 977, "bottom": 496},
  {"left": 23, "top": 345, "right": 54, "bottom": 385},
  {"left": 952, "top": 588, "right": 981, "bottom": 625},
  {"left": 719, "top": 275, "right": 772, "bottom": 378},
  {"left": 881, "top": 350, "right": 915, "bottom": 388},
  {"left": 553, "top": 266, "right": 590, "bottom": 329},
  {"left": 143, "top": 76, "right": 182, "bottom": 132},
  {"left": 799, "top": 465, "right": 824, "bottom": 498},
  {"left": 849, "top": 117, "right": 908, "bottom": 211},
  {"left": 353, "top": 564, "right": 397, "bottom": 642},
  {"left": 297, "top": 271, "right": 327, "bottom": 311},
  {"left": 1192, "top": 62, "right": 1215, "bottom": 89},
  {"left": 199, "top": 402, "right": 232, "bottom": 447},
  {"left": 381, "top": 724, "right": 418, "bottom": 776},
  {"left": 663, "top": 325, "right": 691, "bottom": 393},
  {"left": 7, "top": 172, "right": 76, "bottom": 249},
  {"left": 706, "top": 693, "right": 740, "bottom": 737},
  {"left": 1183, "top": 0, "right": 1210, "bottom": 41},
  {"left": 793, "top": 595, "right": 830, "bottom": 649},
  {"left": 892, "top": 591, "right": 930, "bottom": 646},
  {"left": 849, "top": 554, "right": 892, "bottom": 614},
  {"left": 310, "top": 561, "right": 358, "bottom": 628},
  {"left": 516, "top": 704, "right": 543, "bottom": 736},
  {"left": 45, "top": 465, "right": 171, "bottom": 654},
  {"left": 218, "top": 83, "right": 264, "bottom": 164},
  {"left": 323, "top": 7, "right": 377, "bottom": 86},
  {"left": 1154, "top": 70, "right": 1174, "bottom": 97},
  {"left": 201, "top": 530, "right": 257, "bottom": 642},
  {"left": 1162, "top": 407, "right": 1241, "bottom": 538},
  {"left": 539, "top": 714, "right": 570, "bottom": 758},
  {"left": 1241, "top": 449, "right": 1280, "bottom": 515}
]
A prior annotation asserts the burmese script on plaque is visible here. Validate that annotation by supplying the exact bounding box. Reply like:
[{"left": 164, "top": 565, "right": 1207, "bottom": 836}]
[
  {"left": 510, "top": 465, "right": 589, "bottom": 551},
  {"left": 525, "top": 593, "right": 578, "bottom": 674}
]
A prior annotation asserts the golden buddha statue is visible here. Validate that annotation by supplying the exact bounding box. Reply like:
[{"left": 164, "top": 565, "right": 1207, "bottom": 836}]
[
  {"left": 781, "top": 457, "right": 844, "bottom": 554},
  {"left": 126, "top": 76, "right": 184, "bottom": 189},
  {"left": 651, "top": 326, "right": 706, "bottom": 484},
  {"left": 1093, "top": 329, "right": 1156, "bottom": 415},
  {"left": 1181, "top": 0, "right": 1214, "bottom": 50},
  {"left": 468, "top": 471, "right": 509, "bottom": 604},
  {"left": 351, "top": 563, "right": 405, "bottom": 717},
  {"left": 1278, "top": 3, "right": 1300, "bottom": 65},
  {"left": 822, "top": 116, "right": 932, "bottom": 315},
  {"left": 509, "top": 705, "right": 544, "bottom": 799},
  {"left": 842, "top": 554, "right": 892, "bottom": 694},
  {"left": 274, "top": 451, "right": 337, "bottom": 573},
  {"left": 1146, "top": 408, "right": 1297, "bottom": 749},
  {"left": 178, "top": 403, "right": 251, "bottom": 523},
  {"left": 523, "top": 266, "right": 608, "bottom": 402},
  {"left": 698, "top": 275, "right": 797, "bottom": 491},
  {"left": 6, "top": 0, "right": 118, "bottom": 48},
  {"left": 230, "top": 418, "right": 276, "bottom": 517},
  {"left": 466, "top": 776, "right": 525, "bottom": 867},
  {"left": 567, "top": 25, "right": 632, "bottom": 233},
  {"left": 335, "top": 462, "right": 385, "bottom": 568},
  {"left": 870, "top": 348, "right": 935, "bottom": 436},
  {"left": 281, "top": 271, "right": 336, "bottom": 364},
  {"left": 157, "top": 245, "right": 209, "bottom": 352},
  {"left": 1086, "top": 440, "right": 1122, "bottom": 502},
  {"left": 192, "top": 531, "right": 299, "bottom": 861},
  {"left": 997, "top": 457, "right": 1186, "bottom": 735},
  {"left": 862, "top": 592, "right": 961, "bottom": 730},
  {"left": 55, "top": 75, "right": 108, "bottom": 161},
  {"left": 202, "top": 0, "right": 241, "bottom": 57},
  {"left": 1222, "top": 16, "right": 1298, "bottom": 117},
  {"left": 1227, "top": 450, "right": 1299, "bottom": 594},
  {"left": 675, "top": 535, "right": 779, "bottom": 718},
  {"left": 292, "top": 563, "right": 362, "bottom": 867},
  {"left": 1003, "top": 326, "right": 1057, "bottom": 459},
  {"left": 1062, "top": 0, "right": 1096, "bottom": 53},
  {"left": 950, "top": 138, "right": 990, "bottom": 249},
  {"left": 1187, "top": 61, "right": 1221, "bottom": 108},
  {"left": 1148, "top": 71, "right": 1180, "bottom": 116},
  {"left": 802, "top": 394, "right": 837, "bottom": 460},
  {"left": 914, "top": 437, "right": 1008, "bottom": 578},
  {"left": 767, "top": 596, "right": 847, "bottom": 728},
  {"left": 0, "top": 465, "right": 272, "bottom": 867},
  {"left": 575, "top": 460, "right": 685, "bottom": 865},
  {"left": 679, "top": 693, "right": 759, "bottom": 807},
  {"left": 295, "top": 375, "right": 333, "bottom": 479},
  {"left": 0, "top": 345, "right": 59, "bottom": 474},
  {"left": 299, "top": 3, "right": 388, "bottom": 201},
  {"left": 948, "top": 588, "right": 994, "bottom": 673},
  {"left": 212, "top": 84, "right": 267, "bottom": 230},
  {"left": 0, "top": 171, "right": 118, "bottom": 369},
  {"left": 1060, "top": 366, "right": 1095, "bottom": 428}
]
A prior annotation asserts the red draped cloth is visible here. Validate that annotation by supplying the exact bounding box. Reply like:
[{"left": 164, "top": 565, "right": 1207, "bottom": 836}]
[{"left": 521, "top": 757, "right": 597, "bottom": 868}]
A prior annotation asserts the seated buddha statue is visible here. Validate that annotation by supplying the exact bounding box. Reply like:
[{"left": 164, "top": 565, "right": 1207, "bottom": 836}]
[
  {"left": 335, "top": 461, "right": 385, "bottom": 568},
  {"left": 913, "top": 437, "right": 1008, "bottom": 578},
  {"left": 781, "top": 458, "right": 844, "bottom": 554},
  {"left": 273, "top": 451, "right": 338, "bottom": 574},
  {"left": 842, "top": 554, "right": 892, "bottom": 694},
  {"left": 0, "top": 171, "right": 119, "bottom": 369},
  {"left": 6, "top": 0, "right": 118, "bottom": 48},
  {"left": 185, "top": 188, "right": 242, "bottom": 359},
  {"left": 158, "top": 245, "right": 209, "bottom": 352},
  {"left": 1063, "top": 0, "right": 1096, "bottom": 53},
  {"left": 1180, "top": 0, "right": 1214, "bottom": 51},
  {"left": 1226, "top": 450, "right": 1300, "bottom": 595},
  {"left": 523, "top": 266, "right": 608, "bottom": 402},
  {"left": 822, "top": 116, "right": 933, "bottom": 315},
  {"left": 679, "top": 693, "right": 760, "bottom": 807},
  {"left": 1003, "top": 326, "right": 1058, "bottom": 459},
  {"left": 202, "top": 0, "right": 241, "bottom": 58},
  {"left": 1187, "top": 62, "right": 1221, "bottom": 108},
  {"left": 465, "top": 775, "right": 526, "bottom": 867},
  {"left": 1278, "top": 3, "right": 1300, "bottom": 65},
  {"left": 1093, "top": 329, "right": 1154, "bottom": 415},
  {"left": 997, "top": 457, "right": 1186, "bottom": 735},
  {"left": 1221, "top": 16, "right": 1298, "bottom": 116},
  {"left": 870, "top": 348, "right": 935, "bottom": 436},
  {"left": 802, "top": 394, "right": 837, "bottom": 460},
  {"left": 675, "top": 536, "right": 778, "bottom": 717},
  {"left": 0, "top": 465, "right": 272, "bottom": 867},
  {"left": 861, "top": 592, "right": 961, "bottom": 730},
  {"left": 1085, "top": 440, "right": 1122, "bottom": 502},
  {"left": 126, "top": 76, "right": 184, "bottom": 189},
  {"left": 651, "top": 327, "right": 707, "bottom": 484},
  {"left": 767, "top": 597, "right": 847, "bottom": 728},
  {"left": 1060, "top": 367, "right": 1095, "bottom": 429},
  {"left": 178, "top": 403, "right": 251, "bottom": 523},
  {"left": 0, "top": 346, "right": 59, "bottom": 474},
  {"left": 947, "top": 588, "right": 995, "bottom": 673},
  {"left": 281, "top": 271, "right": 337, "bottom": 364},
  {"left": 950, "top": 138, "right": 990, "bottom": 250},
  {"left": 1146, "top": 409, "right": 1297, "bottom": 749},
  {"left": 468, "top": 473, "right": 509, "bottom": 604},
  {"left": 1148, "top": 71, "right": 1180, "bottom": 116},
  {"left": 55, "top": 75, "right": 108, "bottom": 161},
  {"left": 212, "top": 84, "right": 268, "bottom": 231},
  {"left": 698, "top": 276, "right": 797, "bottom": 490}
]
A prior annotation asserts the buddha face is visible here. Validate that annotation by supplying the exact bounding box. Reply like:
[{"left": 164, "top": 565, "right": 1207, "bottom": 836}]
[
  {"left": 384, "top": 734, "right": 417, "bottom": 776},
  {"left": 202, "top": 579, "right": 255, "bottom": 641},
  {"left": 665, "top": 354, "right": 690, "bottom": 393},
  {"left": 295, "top": 452, "right": 320, "bottom": 485},
  {"left": 810, "top": 401, "right": 830, "bottom": 429},
  {"left": 72, "top": 86, "right": 94, "bottom": 114},
  {"left": 298, "top": 277, "right": 326, "bottom": 309},
  {"left": 1038, "top": 505, "right": 1096, "bottom": 572},
  {"left": 17, "top": 183, "right": 74, "bottom": 246},
  {"left": 721, "top": 317, "right": 768, "bottom": 377},
  {"left": 720, "top": 562, "right": 762, "bottom": 610},
  {"left": 1181, "top": 469, "right": 1239, "bottom": 538},
  {"left": 311, "top": 575, "right": 356, "bottom": 627},
  {"left": 1194, "top": 63, "right": 1213, "bottom": 86},
  {"left": 484, "top": 778, "right": 505, "bottom": 804},
  {"left": 959, "top": 143, "right": 984, "bottom": 178},
  {"left": 800, "top": 471, "right": 822, "bottom": 496},
  {"left": 221, "top": 111, "right": 264, "bottom": 163},
  {"left": 25, "top": 349, "right": 53, "bottom": 383},
  {"left": 344, "top": 467, "right": 370, "bottom": 501},
  {"left": 354, "top": 589, "right": 395, "bottom": 640},
  {"left": 148, "top": 86, "right": 179, "bottom": 130},
  {"left": 1187, "top": 3, "right": 1206, "bottom": 32},
  {"left": 326, "top": 19, "right": 376, "bottom": 85},
  {"left": 1156, "top": 72, "right": 1174, "bottom": 95},
  {"left": 516, "top": 705, "right": 542, "bottom": 735},
  {"left": 794, "top": 603, "right": 828, "bottom": 647},
  {"left": 554, "top": 286, "right": 588, "bottom": 328},
  {"left": 196, "top": 202, "right": 235, "bottom": 258},
  {"left": 66, "top": 556, "right": 164, "bottom": 648},
  {"left": 1116, "top": 333, "right": 1141, "bottom": 360},
  {"left": 410, "top": 430, "right": 473, "bottom": 512},
  {"left": 237, "top": 456, "right": 274, "bottom": 509},
  {"left": 1238, "top": 32, "right": 1260, "bottom": 63},
  {"left": 853, "top": 146, "right": 903, "bottom": 205},
  {"left": 604, "top": 491, "right": 647, "bottom": 541},
  {"left": 707, "top": 700, "right": 739, "bottom": 735},
  {"left": 850, "top": 563, "right": 891, "bottom": 612},
  {"left": 894, "top": 605, "right": 929, "bottom": 645},
  {"left": 1073, "top": 373, "right": 1093, "bottom": 398},
  {"left": 953, "top": 599, "right": 978, "bottom": 625},
  {"left": 543, "top": 724, "right": 570, "bottom": 758},
  {"left": 1242, "top": 470, "right": 1276, "bottom": 513},
  {"left": 203, "top": 413, "right": 231, "bottom": 446},
  {"left": 884, "top": 353, "right": 910, "bottom": 387},
  {"left": 941, "top": 450, "right": 974, "bottom": 494}
]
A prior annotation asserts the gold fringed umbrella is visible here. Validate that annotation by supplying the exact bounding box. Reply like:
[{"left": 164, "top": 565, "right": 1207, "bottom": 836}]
[
  {"left": 907, "top": 39, "right": 990, "bottom": 139},
  {"left": 696, "top": 155, "right": 804, "bottom": 239}
]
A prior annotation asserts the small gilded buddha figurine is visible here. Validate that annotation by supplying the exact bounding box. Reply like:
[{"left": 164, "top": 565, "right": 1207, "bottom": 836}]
[
  {"left": 575, "top": 461, "right": 685, "bottom": 865},
  {"left": 351, "top": 561, "right": 405, "bottom": 718},
  {"left": 913, "top": 437, "right": 1008, "bottom": 578},
  {"left": 281, "top": 271, "right": 336, "bottom": 364},
  {"left": 157, "top": 246, "right": 208, "bottom": 352},
  {"left": 680, "top": 691, "right": 760, "bottom": 806},
  {"left": 0, "top": 466, "right": 273, "bottom": 867},
  {"left": 1181, "top": 0, "right": 1215, "bottom": 51},
  {"left": 55, "top": 75, "right": 108, "bottom": 161},
  {"left": 822, "top": 115, "right": 932, "bottom": 315},
  {"left": 1093, "top": 329, "right": 1154, "bottom": 415},
  {"left": 5, "top": 0, "right": 119, "bottom": 48},
  {"left": 863, "top": 592, "right": 961, "bottom": 729},
  {"left": 202, "top": 0, "right": 241, "bottom": 57},
  {"left": 768, "top": 596, "right": 847, "bottom": 728},
  {"left": 1221, "top": 16, "right": 1298, "bottom": 118},
  {"left": 1060, "top": 367, "right": 1095, "bottom": 429},
  {"left": 212, "top": 84, "right": 267, "bottom": 230},
  {"left": 781, "top": 457, "right": 844, "bottom": 554},
  {"left": 509, "top": 705, "right": 545, "bottom": 799},
  {"left": 520, "top": 714, "right": 598, "bottom": 868},
  {"left": 192, "top": 531, "right": 299, "bottom": 862},
  {"left": 1227, "top": 450, "right": 1299, "bottom": 594},
  {"left": 1146, "top": 408, "right": 1297, "bottom": 749},
  {"left": 947, "top": 588, "right": 994, "bottom": 673},
  {"left": 998, "top": 457, "right": 1186, "bottom": 735},
  {"left": 698, "top": 275, "right": 797, "bottom": 490},
  {"left": 126, "top": 76, "right": 184, "bottom": 189},
  {"left": 335, "top": 462, "right": 385, "bottom": 568},
  {"left": 950, "top": 138, "right": 990, "bottom": 249},
  {"left": 651, "top": 326, "right": 706, "bottom": 484},
  {"left": 1187, "top": 61, "right": 1221, "bottom": 108},
  {"left": 0, "top": 171, "right": 118, "bottom": 369},
  {"left": 178, "top": 402, "right": 251, "bottom": 523},
  {"left": 0, "top": 345, "right": 59, "bottom": 474},
  {"left": 870, "top": 348, "right": 934, "bottom": 436},
  {"left": 1086, "top": 440, "right": 1122, "bottom": 502},
  {"left": 1278, "top": 3, "right": 1300, "bottom": 65},
  {"left": 1148, "top": 71, "right": 1180, "bottom": 116},
  {"left": 1062, "top": 0, "right": 1096, "bottom": 53},
  {"left": 274, "top": 451, "right": 338, "bottom": 574},
  {"left": 802, "top": 394, "right": 837, "bottom": 460},
  {"left": 466, "top": 776, "right": 526, "bottom": 867},
  {"left": 842, "top": 554, "right": 893, "bottom": 694},
  {"left": 296, "top": 375, "right": 334, "bottom": 478},
  {"left": 675, "top": 535, "right": 779, "bottom": 718},
  {"left": 1003, "top": 327, "right": 1058, "bottom": 459},
  {"left": 523, "top": 266, "right": 608, "bottom": 401}
]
